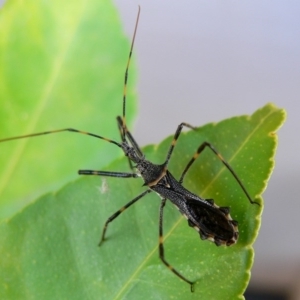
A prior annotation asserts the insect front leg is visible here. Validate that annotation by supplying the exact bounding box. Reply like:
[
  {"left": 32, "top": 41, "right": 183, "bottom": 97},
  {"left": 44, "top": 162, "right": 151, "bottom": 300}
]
[
  {"left": 78, "top": 170, "right": 139, "bottom": 178},
  {"left": 164, "top": 122, "right": 196, "bottom": 167},
  {"left": 158, "top": 198, "right": 195, "bottom": 292}
]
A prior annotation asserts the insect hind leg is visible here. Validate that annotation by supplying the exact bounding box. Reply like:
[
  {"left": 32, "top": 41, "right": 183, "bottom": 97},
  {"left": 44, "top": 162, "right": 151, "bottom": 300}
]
[
  {"left": 178, "top": 141, "right": 259, "bottom": 205},
  {"left": 158, "top": 198, "right": 195, "bottom": 292}
]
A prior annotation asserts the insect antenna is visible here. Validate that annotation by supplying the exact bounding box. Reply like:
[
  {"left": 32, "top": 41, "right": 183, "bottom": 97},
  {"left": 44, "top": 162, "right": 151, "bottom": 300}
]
[
  {"left": 0, "top": 128, "right": 122, "bottom": 148},
  {"left": 0, "top": 9, "right": 141, "bottom": 150},
  {"left": 120, "top": 5, "right": 140, "bottom": 143}
]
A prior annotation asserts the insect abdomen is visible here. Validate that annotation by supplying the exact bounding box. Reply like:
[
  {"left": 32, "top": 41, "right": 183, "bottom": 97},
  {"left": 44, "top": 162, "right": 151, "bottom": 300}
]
[{"left": 187, "top": 199, "right": 239, "bottom": 246}]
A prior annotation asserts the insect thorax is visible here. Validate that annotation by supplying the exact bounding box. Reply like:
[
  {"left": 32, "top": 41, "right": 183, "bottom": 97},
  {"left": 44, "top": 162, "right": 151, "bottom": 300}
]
[{"left": 137, "top": 160, "right": 166, "bottom": 186}]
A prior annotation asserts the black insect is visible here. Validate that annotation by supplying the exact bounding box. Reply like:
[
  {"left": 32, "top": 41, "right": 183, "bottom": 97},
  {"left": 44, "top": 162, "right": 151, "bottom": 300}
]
[{"left": 0, "top": 7, "right": 258, "bottom": 292}]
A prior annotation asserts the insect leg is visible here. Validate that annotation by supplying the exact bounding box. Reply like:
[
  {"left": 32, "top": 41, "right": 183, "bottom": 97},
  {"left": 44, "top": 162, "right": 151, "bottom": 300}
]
[
  {"left": 79, "top": 170, "right": 139, "bottom": 178},
  {"left": 99, "top": 188, "right": 151, "bottom": 246},
  {"left": 178, "top": 141, "right": 258, "bottom": 205},
  {"left": 158, "top": 198, "right": 195, "bottom": 292},
  {"left": 164, "top": 122, "right": 196, "bottom": 167}
]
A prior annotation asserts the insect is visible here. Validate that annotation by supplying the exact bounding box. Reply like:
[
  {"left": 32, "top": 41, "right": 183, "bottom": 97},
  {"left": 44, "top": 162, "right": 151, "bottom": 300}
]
[{"left": 0, "top": 7, "right": 258, "bottom": 292}]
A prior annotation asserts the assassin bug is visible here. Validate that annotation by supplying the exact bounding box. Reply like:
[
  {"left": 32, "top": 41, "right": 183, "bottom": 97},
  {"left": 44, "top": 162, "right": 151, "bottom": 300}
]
[{"left": 0, "top": 7, "right": 259, "bottom": 292}]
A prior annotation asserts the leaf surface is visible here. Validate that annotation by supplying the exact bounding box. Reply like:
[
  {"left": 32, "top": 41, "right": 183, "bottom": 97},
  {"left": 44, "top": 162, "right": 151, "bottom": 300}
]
[
  {"left": 0, "top": 0, "right": 137, "bottom": 220},
  {"left": 0, "top": 104, "right": 286, "bottom": 299}
]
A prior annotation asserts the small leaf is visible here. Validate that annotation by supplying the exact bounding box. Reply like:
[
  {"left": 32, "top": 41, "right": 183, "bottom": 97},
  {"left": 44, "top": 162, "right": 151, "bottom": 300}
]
[
  {"left": 0, "top": 104, "right": 286, "bottom": 299},
  {"left": 0, "top": 0, "right": 137, "bottom": 220}
]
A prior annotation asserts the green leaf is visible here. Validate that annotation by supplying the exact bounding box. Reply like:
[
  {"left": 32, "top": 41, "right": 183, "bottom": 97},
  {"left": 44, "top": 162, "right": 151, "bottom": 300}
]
[
  {"left": 0, "top": 0, "right": 137, "bottom": 220},
  {"left": 0, "top": 104, "right": 286, "bottom": 299}
]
